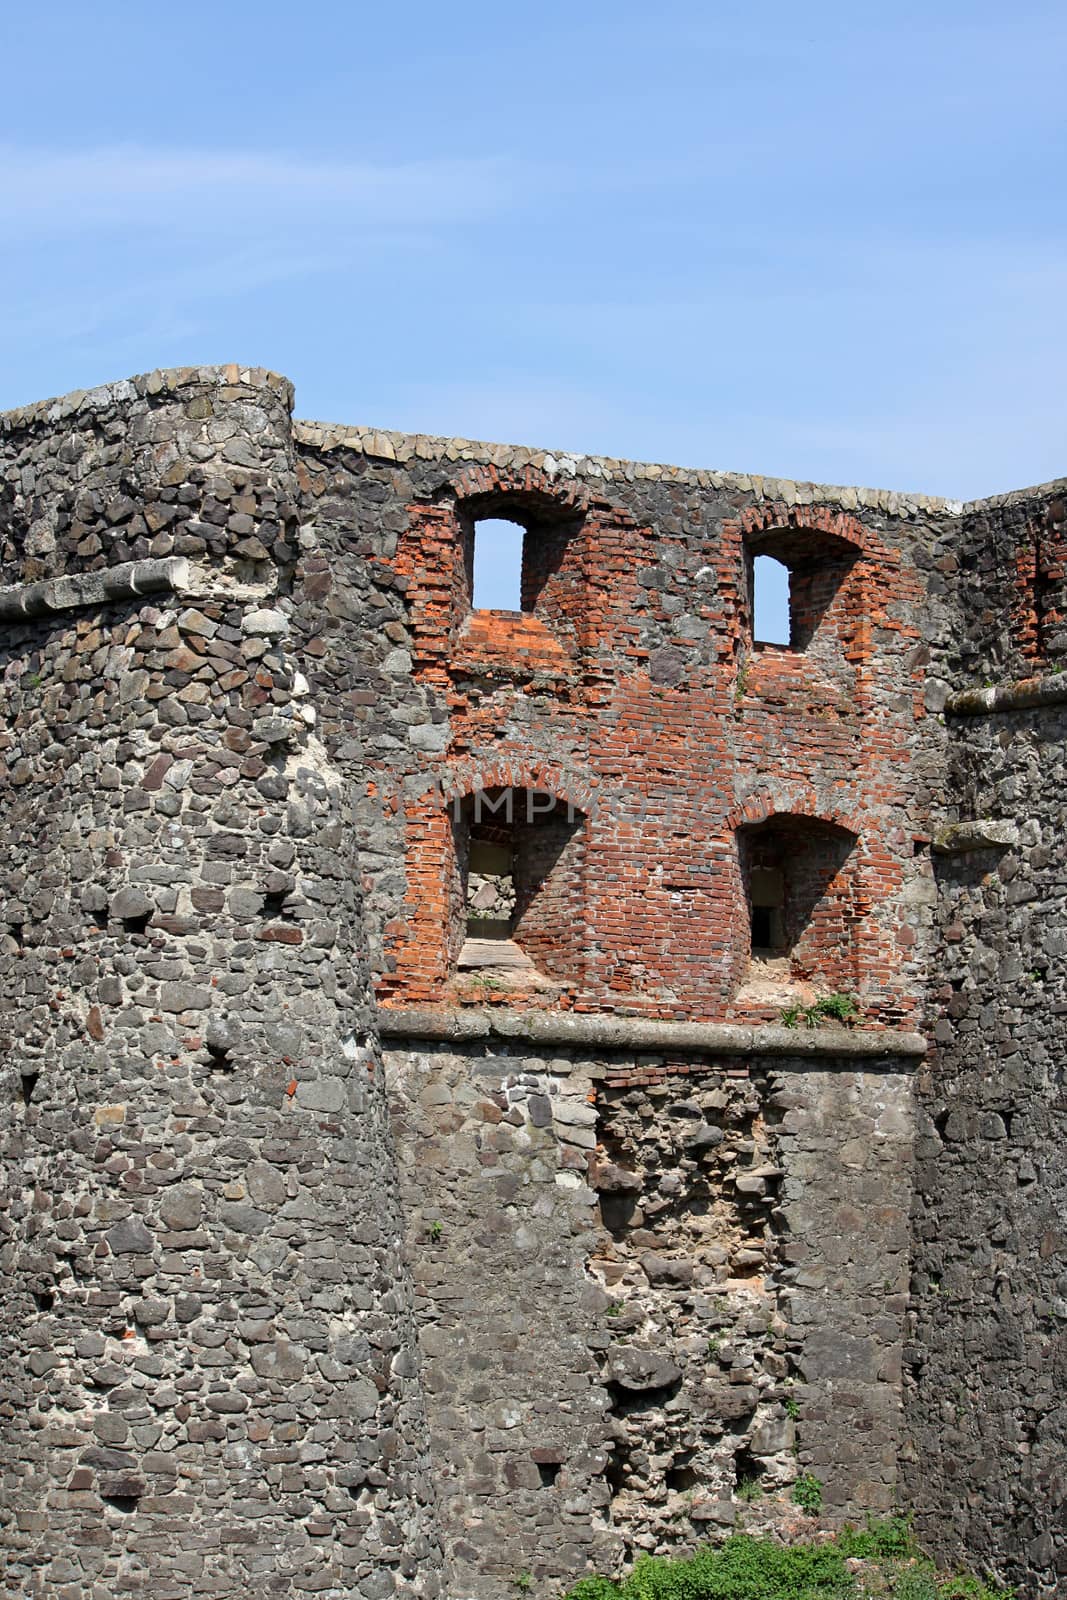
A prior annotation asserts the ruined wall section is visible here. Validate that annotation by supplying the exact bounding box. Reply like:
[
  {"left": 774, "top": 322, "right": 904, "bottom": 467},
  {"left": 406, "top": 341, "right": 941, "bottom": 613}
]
[
  {"left": 0, "top": 372, "right": 442, "bottom": 1600},
  {"left": 292, "top": 424, "right": 950, "bottom": 1029},
  {"left": 385, "top": 1022, "right": 918, "bottom": 1598},
  {"left": 290, "top": 435, "right": 433, "bottom": 996},
  {"left": 923, "top": 480, "right": 1067, "bottom": 689}
]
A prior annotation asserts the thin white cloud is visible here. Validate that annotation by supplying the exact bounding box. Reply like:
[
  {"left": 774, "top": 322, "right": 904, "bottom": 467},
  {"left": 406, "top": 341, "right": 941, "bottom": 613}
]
[
  {"left": 0, "top": 243, "right": 347, "bottom": 343},
  {"left": 0, "top": 145, "right": 516, "bottom": 234}
]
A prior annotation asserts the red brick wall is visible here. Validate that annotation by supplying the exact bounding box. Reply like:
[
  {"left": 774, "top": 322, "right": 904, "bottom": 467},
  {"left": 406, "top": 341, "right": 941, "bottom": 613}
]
[{"left": 372, "top": 470, "right": 924, "bottom": 1026}]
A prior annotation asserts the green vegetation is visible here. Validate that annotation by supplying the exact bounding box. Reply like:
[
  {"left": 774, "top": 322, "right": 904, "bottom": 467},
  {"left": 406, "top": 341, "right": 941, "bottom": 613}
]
[
  {"left": 466, "top": 973, "right": 507, "bottom": 993},
  {"left": 791, "top": 1473, "right": 823, "bottom": 1514},
  {"left": 836, "top": 1516, "right": 916, "bottom": 1560},
  {"left": 780, "top": 994, "right": 859, "bottom": 1030},
  {"left": 563, "top": 1536, "right": 853, "bottom": 1600},
  {"left": 561, "top": 1521, "right": 1013, "bottom": 1600}
]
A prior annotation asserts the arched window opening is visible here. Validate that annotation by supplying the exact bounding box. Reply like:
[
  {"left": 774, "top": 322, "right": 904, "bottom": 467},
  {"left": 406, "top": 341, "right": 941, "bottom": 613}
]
[
  {"left": 752, "top": 555, "right": 791, "bottom": 646},
  {"left": 450, "top": 786, "right": 586, "bottom": 988},
  {"left": 746, "top": 528, "right": 859, "bottom": 653},
  {"left": 459, "top": 493, "right": 584, "bottom": 626},
  {"left": 738, "top": 814, "right": 858, "bottom": 988},
  {"left": 471, "top": 517, "right": 525, "bottom": 612},
  {"left": 467, "top": 833, "right": 515, "bottom": 938}
]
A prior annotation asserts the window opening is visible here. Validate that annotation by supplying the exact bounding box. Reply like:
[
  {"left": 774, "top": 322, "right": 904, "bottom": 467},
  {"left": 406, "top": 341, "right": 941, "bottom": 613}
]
[
  {"left": 466, "top": 833, "right": 516, "bottom": 939},
  {"left": 472, "top": 517, "right": 524, "bottom": 611},
  {"left": 749, "top": 867, "right": 785, "bottom": 952},
  {"left": 738, "top": 814, "right": 857, "bottom": 989},
  {"left": 752, "top": 554, "right": 790, "bottom": 645},
  {"left": 451, "top": 787, "right": 585, "bottom": 988},
  {"left": 747, "top": 527, "right": 860, "bottom": 654}
]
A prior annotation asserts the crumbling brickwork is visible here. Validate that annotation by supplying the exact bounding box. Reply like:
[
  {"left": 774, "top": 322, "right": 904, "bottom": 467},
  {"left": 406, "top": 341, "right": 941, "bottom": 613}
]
[{"left": 1, "top": 365, "right": 1066, "bottom": 1599}]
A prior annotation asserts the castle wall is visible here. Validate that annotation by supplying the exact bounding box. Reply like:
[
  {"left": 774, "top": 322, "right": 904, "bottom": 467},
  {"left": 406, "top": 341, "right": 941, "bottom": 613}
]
[
  {"left": 291, "top": 425, "right": 944, "bottom": 1030},
  {"left": 5, "top": 363, "right": 1067, "bottom": 1600},
  {"left": 0, "top": 371, "right": 442, "bottom": 1599},
  {"left": 280, "top": 421, "right": 947, "bottom": 1590}
]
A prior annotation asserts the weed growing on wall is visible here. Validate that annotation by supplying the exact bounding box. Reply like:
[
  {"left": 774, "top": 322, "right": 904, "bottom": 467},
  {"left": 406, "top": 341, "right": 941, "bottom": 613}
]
[
  {"left": 791, "top": 1472, "right": 823, "bottom": 1513},
  {"left": 780, "top": 993, "right": 859, "bottom": 1029}
]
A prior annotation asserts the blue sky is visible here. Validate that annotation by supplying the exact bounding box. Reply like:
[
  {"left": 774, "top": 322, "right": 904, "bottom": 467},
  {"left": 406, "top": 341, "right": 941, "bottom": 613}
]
[{"left": 1, "top": 0, "right": 1064, "bottom": 515}]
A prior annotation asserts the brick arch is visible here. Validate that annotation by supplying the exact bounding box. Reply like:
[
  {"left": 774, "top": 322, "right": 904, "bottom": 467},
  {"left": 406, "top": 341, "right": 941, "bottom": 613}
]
[
  {"left": 443, "top": 462, "right": 590, "bottom": 517},
  {"left": 401, "top": 465, "right": 596, "bottom": 656},
  {"left": 732, "top": 504, "right": 870, "bottom": 669},
  {"left": 438, "top": 759, "right": 596, "bottom": 818},
  {"left": 724, "top": 785, "right": 862, "bottom": 841},
  {"left": 740, "top": 501, "right": 867, "bottom": 553},
  {"left": 730, "top": 794, "right": 867, "bottom": 997}
]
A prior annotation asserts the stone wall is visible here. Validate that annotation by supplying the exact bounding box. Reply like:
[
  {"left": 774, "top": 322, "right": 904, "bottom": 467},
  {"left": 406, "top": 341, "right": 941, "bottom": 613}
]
[
  {"left": 904, "top": 701, "right": 1067, "bottom": 1598},
  {"left": 384, "top": 1016, "right": 919, "bottom": 1598},
  {"left": 0, "top": 370, "right": 442, "bottom": 1599},
  {"left": 894, "top": 474, "right": 1067, "bottom": 1600}
]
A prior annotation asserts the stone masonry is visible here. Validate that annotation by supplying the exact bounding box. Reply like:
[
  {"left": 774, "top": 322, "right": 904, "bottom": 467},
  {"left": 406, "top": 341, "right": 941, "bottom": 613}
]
[{"left": 0, "top": 365, "right": 1065, "bottom": 1598}]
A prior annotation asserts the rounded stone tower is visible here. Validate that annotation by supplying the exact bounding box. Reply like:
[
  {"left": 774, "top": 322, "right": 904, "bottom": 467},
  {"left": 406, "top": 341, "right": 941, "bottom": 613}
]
[{"left": 0, "top": 369, "right": 442, "bottom": 1598}]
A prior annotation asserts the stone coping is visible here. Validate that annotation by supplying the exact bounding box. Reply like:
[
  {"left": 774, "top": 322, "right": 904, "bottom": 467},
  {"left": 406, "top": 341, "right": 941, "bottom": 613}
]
[
  {"left": 0, "top": 365, "right": 292, "bottom": 432},
  {"left": 946, "top": 673, "right": 1067, "bottom": 716},
  {"left": 0, "top": 557, "right": 189, "bottom": 622},
  {"left": 377, "top": 1005, "right": 927, "bottom": 1058},
  {"left": 3, "top": 361, "right": 1060, "bottom": 519},
  {"left": 294, "top": 416, "right": 962, "bottom": 519},
  {"left": 0, "top": 361, "right": 1034, "bottom": 520}
]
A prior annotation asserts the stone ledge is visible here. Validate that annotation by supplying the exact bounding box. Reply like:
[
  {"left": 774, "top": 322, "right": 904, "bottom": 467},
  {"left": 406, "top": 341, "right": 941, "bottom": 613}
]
[
  {"left": 946, "top": 673, "right": 1067, "bottom": 716},
  {"left": 377, "top": 1006, "right": 927, "bottom": 1058},
  {"left": 933, "top": 820, "right": 1019, "bottom": 853},
  {"left": 0, "top": 557, "right": 190, "bottom": 622}
]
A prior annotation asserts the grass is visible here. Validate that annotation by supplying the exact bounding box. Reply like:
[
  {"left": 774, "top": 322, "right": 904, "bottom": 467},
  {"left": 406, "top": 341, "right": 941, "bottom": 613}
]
[{"left": 561, "top": 1521, "right": 1013, "bottom": 1600}]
